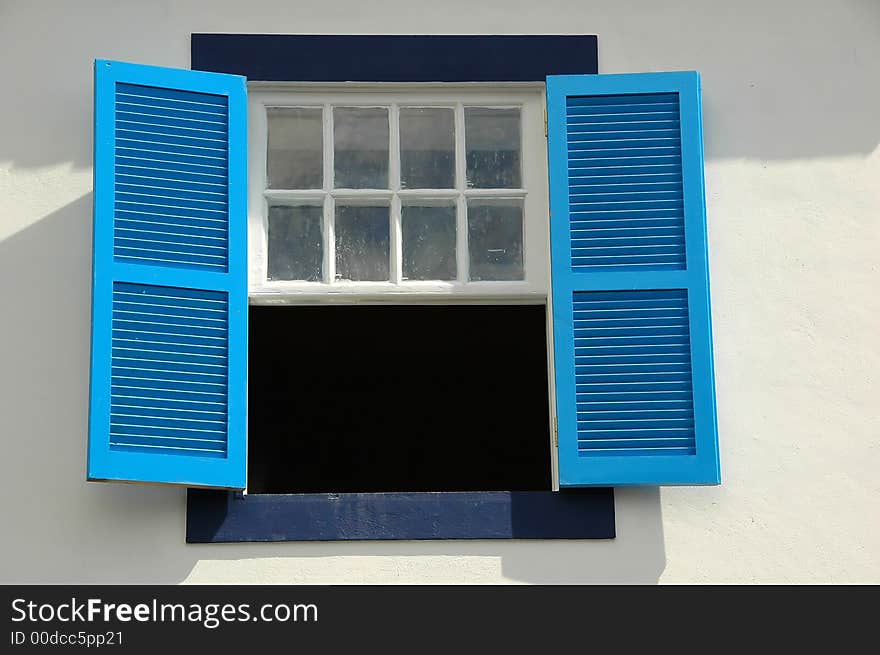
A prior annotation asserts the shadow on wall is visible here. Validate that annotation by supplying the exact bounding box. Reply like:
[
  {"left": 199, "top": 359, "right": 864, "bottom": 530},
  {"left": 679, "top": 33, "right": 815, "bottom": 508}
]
[
  {"left": 0, "top": 195, "right": 187, "bottom": 585},
  {"left": 0, "top": 195, "right": 665, "bottom": 584},
  {"left": 178, "top": 489, "right": 665, "bottom": 584}
]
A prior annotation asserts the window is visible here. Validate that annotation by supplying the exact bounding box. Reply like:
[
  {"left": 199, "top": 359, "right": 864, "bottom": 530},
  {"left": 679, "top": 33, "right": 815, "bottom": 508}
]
[
  {"left": 247, "top": 304, "right": 552, "bottom": 494},
  {"left": 89, "top": 35, "right": 719, "bottom": 541},
  {"left": 247, "top": 87, "right": 548, "bottom": 300},
  {"left": 245, "top": 87, "right": 553, "bottom": 496}
]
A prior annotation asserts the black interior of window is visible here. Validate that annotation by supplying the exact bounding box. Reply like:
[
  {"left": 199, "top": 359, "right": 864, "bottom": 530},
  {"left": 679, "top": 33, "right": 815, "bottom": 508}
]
[{"left": 247, "top": 304, "right": 552, "bottom": 493}]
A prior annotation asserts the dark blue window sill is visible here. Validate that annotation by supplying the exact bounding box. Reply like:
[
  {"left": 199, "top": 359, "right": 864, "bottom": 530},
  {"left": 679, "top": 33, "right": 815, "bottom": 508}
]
[{"left": 186, "top": 489, "right": 615, "bottom": 542}]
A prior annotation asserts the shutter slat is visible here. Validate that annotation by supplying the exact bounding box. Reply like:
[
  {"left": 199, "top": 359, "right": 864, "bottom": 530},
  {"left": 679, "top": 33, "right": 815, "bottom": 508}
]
[
  {"left": 108, "top": 282, "right": 230, "bottom": 455},
  {"left": 116, "top": 113, "right": 227, "bottom": 132},
  {"left": 566, "top": 109, "right": 680, "bottom": 121},
  {"left": 116, "top": 212, "right": 227, "bottom": 232},
  {"left": 116, "top": 164, "right": 226, "bottom": 184},
  {"left": 111, "top": 385, "right": 227, "bottom": 404},
  {"left": 566, "top": 93, "right": 676, "bottom": 107},
  {"left": 117, "top": 155, "right": 226, "bottom": 176},
  {"left": 116, "top": 181, "right": 227, "bottom": 200},
  {"left": 116, "top": 99, "right": 228, "bottom": 120}
]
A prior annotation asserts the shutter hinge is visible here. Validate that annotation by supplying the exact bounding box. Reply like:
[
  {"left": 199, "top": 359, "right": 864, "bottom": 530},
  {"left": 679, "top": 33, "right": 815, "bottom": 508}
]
[
  {"left": 544, "top": 106, "right": 548, "bottom": 138},
  {"left": 553, "top": 416, "right": 558, "bottom": 448}
]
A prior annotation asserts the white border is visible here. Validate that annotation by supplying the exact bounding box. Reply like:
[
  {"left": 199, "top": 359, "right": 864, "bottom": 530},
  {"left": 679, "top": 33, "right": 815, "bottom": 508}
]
[{"left": 247, "top": 84, "right": 549, "bottom": 304}]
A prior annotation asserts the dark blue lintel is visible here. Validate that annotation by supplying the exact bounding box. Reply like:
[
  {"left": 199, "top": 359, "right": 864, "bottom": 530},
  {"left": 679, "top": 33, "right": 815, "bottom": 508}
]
[
  {"left": 187, "top": 489, "right": 615, "bottom": 542},
  {"left": 191, "top": 34, "right": 598, "bottom": 82}
]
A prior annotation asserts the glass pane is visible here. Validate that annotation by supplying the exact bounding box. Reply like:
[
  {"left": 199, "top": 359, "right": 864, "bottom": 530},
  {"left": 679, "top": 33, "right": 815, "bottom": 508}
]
[
  {"left": 467, "top": 200, "right": 524, "bottom": 281},
  {"left": 335, "top": 205, "right": 390, "bottom": 281},
  {"left": 267, "top": 205, "right": 323, "bottom": 281},
  {"left": 401, "top": 205, "right": 456, "bottom": 280},
  {"left": 465, "top": 107, "right": 521, "bottom": 189},
  {"left": 399, "top": 108, "right": 455, "bottom": 189},
  {"left": 334, "top": 107, "right": 389, "bottom": 188},
  {"left": 266, "top": 108, "right": 323, "bottom": 189}
]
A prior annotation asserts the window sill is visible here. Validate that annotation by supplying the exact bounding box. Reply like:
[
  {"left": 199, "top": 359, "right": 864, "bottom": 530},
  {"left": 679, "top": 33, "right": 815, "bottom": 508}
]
[{"left": 186, "top": 489, "right": 615, "bottom": 542}]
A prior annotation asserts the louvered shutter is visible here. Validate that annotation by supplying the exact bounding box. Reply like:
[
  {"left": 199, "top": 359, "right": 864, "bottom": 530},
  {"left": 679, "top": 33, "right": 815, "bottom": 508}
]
[
  {"left": 88, "top": 60, "right": 247, "bottom": 488},
  {"left": 547, "top": 72, "right": 720, "bottom": 485}
]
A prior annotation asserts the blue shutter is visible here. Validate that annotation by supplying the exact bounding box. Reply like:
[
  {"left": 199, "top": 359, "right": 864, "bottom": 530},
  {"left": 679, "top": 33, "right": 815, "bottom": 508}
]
[
  {"left": 88, "top": 60, "right": 247, "bottom": 488},
  {"left": 547, "top": 72, "right": 720, "bottom": 485}
]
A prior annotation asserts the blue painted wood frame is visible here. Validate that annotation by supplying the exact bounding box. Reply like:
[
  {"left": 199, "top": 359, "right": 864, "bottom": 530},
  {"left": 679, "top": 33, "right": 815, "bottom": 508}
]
[
  {"left": 547, "top": 72, "right": 720, "bottom": 486},
  {"left": 191, "top": 34, "right": 598, "bottom": 81},
  {"left": 186, "top": 489, "right": 615, "bottom": 542},
  {"left": 89, "top": 60, "right": 248, "bottom": 488}
]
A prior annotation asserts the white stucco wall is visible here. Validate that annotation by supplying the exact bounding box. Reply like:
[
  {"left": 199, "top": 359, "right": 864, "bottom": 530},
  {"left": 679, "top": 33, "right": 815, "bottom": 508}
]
[{"left": 1, "top": 0, "right": 877, "bottom": 584}]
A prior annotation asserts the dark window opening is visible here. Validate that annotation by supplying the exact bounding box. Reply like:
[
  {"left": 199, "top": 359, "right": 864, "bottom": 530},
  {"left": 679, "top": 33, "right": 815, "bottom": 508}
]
[{"left": 248, "top": 305, "right": 552, "bottom": 493}]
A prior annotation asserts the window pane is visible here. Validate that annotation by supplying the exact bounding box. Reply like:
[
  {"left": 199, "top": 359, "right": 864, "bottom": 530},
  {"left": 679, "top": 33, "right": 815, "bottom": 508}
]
[
  {"left": 401, "top": 205, "right": 456, "bottom": 280},
  {"left": 399, "top": 108, "right": 455, "bottom": 189},
  {"left": 267, "top": 205, "right": 323, "bottom": 281},
  {"left": 465, "top": 107, "right": 521, "bottom": 189},
  {"left": 335, "top": 205, "right": 390, "bottom": 281},
  {"left": 334, "top": 107, "right": 389, "bottom": 188},
  {"left": 467, "top": 200, "right": 523, "bottom": 281},
  {"left": 266, "top": 108, "right": 323, "bottom": 189}
]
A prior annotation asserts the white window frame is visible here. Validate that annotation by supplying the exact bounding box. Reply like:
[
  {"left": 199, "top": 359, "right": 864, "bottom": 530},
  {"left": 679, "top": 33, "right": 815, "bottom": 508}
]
[
  {"left": 246, "top": 83, "right": 549, "bottom": 304},
  {"left": 246, "top": 83, "right": 558, "bottom": 489}
]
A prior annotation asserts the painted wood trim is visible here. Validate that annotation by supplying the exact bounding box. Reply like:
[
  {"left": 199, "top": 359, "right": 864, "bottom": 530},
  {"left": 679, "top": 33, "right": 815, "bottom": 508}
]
[
  {"left": 248, "top": 87, "right": 548, "bottom": 299},
  {"left": 546, "top": 72, "right": 720, "bottom": 486},
  {"left": 186, "top": 489, "right": 615, "bottom": 542},
  {"left": 88, "top": 59, "right": 248, "bottom": 489},
  {"left": 191, "top": 35, "right": 598, "bottom": 82}
]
